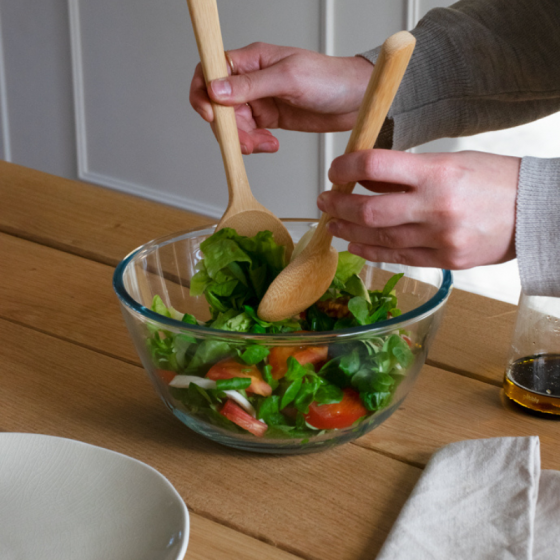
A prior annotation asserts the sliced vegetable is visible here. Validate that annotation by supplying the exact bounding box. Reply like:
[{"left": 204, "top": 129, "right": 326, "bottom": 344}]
[
  {"left": 170, "top": 375, "right": 216, "bottom": 390},
  {"left": 169, "top": 375, "right": 256, "bottom": 416},
  {"left": 268, "top": 344, "right": 328, "bottom": 380},
  {"left": 146, "top": 232, "right": 415, "bottom": 440},
  {"left": 220, "top": 400, "right": 268, "bottom": 437},
  {"left": 156, "top": 370, "right": 176, "bottom": 384},
  {"left": 304, "top": 388, "right": 367, "bottom": 430},
  {"left": 206, "top": 357, "right": 272, "bottom": 396}
]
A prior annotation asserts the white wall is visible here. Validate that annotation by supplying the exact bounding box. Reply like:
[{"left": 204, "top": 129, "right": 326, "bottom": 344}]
[
  {"left": 0, "top": 0, "right": 408, "bottom": 219},
  {"left": 0, "top": 0, "right": 554, "bottom": 304}
]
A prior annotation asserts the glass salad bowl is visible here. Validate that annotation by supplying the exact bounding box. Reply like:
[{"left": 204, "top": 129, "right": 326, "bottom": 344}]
[{"left": 113, "top": 220, "right": 452, "bottom": 454}]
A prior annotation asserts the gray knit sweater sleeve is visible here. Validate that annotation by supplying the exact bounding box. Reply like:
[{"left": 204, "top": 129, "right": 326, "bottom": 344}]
[{"left": 360, "top": 0, "right": 560, "bottom": 296}]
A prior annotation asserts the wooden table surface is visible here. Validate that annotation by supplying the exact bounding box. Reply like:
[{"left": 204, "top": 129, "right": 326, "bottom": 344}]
[{"left": 1, "top": 161, "right": 559, "bottom": 560}]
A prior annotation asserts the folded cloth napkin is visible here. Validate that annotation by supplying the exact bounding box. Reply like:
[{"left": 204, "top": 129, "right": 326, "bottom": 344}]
[{"left": 376, "top": 437, "right": 560, "bottom": 560}]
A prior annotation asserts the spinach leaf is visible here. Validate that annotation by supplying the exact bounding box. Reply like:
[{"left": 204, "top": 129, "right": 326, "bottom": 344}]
[
  {"left": 314, "top": 382, "right": 343, "bottom": 405},
  {"left": 281, "top": 378, "right": 303, "bottom": 409},
  {"left": 348, "top": 297, "right": 370, "bottom": 325},
  {"left": 360, "top": 391, "right": 393, "bottom": 412},
  {"left": 382, "top": 272, "right": 404, "bottom": 296},
  {"left": 262, "top": 364, "right": 279, "bottom": 391},
  {"left": 216, "top": 377, "right": 252, "bottom": 391},
  {"left": 240, "top": 345, "right": 270, "bottom": 365},
  {"left": 334, "top": 252, "right": 366, "bottom": 285}
]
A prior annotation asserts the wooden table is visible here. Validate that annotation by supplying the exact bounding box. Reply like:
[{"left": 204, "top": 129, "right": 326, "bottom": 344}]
[{"left": 1, "top": 161, "right": 559, "bottom": 560}]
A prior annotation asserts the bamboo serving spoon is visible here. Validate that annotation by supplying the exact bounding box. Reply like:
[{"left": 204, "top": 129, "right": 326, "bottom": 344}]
[
  {"left": 186, "top": 0, "right": 294, "bottom": 258},
  {"left": 258, "top": 31, "right": 416, "bottom": 322}
]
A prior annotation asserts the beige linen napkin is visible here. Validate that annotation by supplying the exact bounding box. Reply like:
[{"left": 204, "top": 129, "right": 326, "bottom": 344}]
[{"left": 376, "top": 437, "right": 560, "bottom": 560}]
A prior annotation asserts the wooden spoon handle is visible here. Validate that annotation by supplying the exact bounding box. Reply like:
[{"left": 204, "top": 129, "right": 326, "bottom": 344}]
[
  {"left": 186, "top": 0, "right": 252, "bottom": 204},
  {"left": 337, "top": 31, "right": 416, "bottom": 194},
  {"left": 313, "top": 31, "right": 416, "bottom": 241}
]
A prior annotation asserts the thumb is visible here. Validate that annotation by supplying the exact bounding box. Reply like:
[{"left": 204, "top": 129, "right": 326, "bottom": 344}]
[{"left": 208, "top": 64, "right": 291, "bottom": 106}]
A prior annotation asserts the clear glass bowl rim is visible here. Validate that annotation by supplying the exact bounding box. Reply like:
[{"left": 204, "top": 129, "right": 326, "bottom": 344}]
[{"left": 113, "top": 220, "right": 453, "bottom": 342}]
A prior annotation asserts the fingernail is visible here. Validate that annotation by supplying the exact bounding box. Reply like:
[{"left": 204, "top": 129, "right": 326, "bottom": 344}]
[
  {"left": 327, "top": 219, "right": 339, "bottom": 234},
  {"left": 317, "top": 192, "right": 328, "bottom": 211},
  {"left": 240, "top": 144, "right": 249, "bottom": 154},
  {"left": 256, "top": 141, "right": 277, "bottom": 152},
  {"left": 211, "top": 78, "right": 232, "bottom": 98}
]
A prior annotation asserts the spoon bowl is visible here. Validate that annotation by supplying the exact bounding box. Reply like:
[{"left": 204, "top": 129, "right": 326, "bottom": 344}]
[{"left": 258, "top": 31, "right": 416, "bottom": 321}]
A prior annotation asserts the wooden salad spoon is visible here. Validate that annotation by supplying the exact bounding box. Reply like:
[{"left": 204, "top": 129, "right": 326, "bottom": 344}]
[
  {"left": 186, "top": 0, "right": 294, "bottom": 259},
  {"left": 258, "top": 31, "right": 416, "bottom": 322}
]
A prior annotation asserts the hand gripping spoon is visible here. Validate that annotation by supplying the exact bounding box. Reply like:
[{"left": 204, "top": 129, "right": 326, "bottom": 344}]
[
  {"left": 186, "top": 0, "right": 294, "bottom": 258},
  {"left": 258, "top": 31, "right": 416, "bottom": 322}
]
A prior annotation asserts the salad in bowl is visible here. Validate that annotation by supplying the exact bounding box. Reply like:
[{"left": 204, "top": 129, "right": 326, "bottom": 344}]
[{"left": 113, "top": 220, "right": 452, "bottom": 453}]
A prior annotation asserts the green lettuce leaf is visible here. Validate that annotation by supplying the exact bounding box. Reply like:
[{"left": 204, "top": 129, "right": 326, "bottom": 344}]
[{"left": 334, "top": 252, "right": 366, "bottom": 285}]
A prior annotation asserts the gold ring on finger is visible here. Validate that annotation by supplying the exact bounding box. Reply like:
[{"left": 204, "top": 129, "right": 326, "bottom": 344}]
[{"left": 224, "top": 50, "right": 236, "bottom": 75}]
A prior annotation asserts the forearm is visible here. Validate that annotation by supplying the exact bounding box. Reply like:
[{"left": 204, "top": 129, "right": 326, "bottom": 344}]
[
  {"left": 361, "top": 0, "right": 560, "bottom": 150},
  {"left": 516, "top": 157, "right": 560, "bottom": 297}
]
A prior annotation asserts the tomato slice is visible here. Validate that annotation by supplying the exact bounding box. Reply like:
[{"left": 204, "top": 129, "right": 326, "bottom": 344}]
[
  {"left": 206, "top": 358, "right": 272, "bottom": 396},
  {"left": 156, "top": 370, "right": 176, "bottom": 384},
  {"left": 402, "top": 335, "right": 413, "bottom": 348},
  {"left": 268, "top": 344, "right": 328, "bottom": 380},
  {"left": 220, "top": 400, "right": 268, "bottom": 437},
  {"left": 304, "top": 388, "right": 367, "bottom": 430}
]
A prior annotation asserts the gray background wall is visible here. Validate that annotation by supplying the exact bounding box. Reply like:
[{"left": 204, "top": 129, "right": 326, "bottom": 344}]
[{"left": 2, "top": 0, "right": 559, "bottom": 303}]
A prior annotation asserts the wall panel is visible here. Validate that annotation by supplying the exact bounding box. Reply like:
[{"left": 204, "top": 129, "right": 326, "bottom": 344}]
[
  {"left": 70, "top": 0, "right": 323, "bottom": 219},
  {"left": 0, "top": 0, "right": 76, "bottom": 178}
]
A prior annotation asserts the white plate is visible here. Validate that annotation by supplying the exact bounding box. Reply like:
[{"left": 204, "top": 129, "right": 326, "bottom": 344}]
[{"left": 0, "top": 433, "right": 189, "bottom": 560}]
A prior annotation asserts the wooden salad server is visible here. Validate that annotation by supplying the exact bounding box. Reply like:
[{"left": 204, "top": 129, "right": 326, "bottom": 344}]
[
  {"left": 186, "top": 0, "right": 294, "bottom": 259},
  {"left": 257, "top": 31, "right": 416, "bottom": 322}
]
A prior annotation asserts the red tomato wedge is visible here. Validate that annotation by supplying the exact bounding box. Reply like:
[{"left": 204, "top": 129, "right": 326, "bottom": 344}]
[
  {"left": 156, "top": 370, "right": 176, "bottom": 384},
  {"left": 206, "top": 358, "right": 272, "bottom": 396},
  {"left": 304, "top": 388, "right": 367, "bottom": 430},
  {"left": 268, "top": 344, "right": 328, "bottom": 380},
  {"left": 220, "top": 400, "right": 268, "bottom": 437}
]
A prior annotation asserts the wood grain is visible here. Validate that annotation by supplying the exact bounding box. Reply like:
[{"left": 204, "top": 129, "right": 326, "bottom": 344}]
[
  {"left": 0, "top": 318, "right": 420, "bottom": 560},
  {"left": 355, "top": 364, "right": 560, "bottom": 470},
  {"left": 427, "top": 289, "right": 516, "bottom": 385},
  {"left": 3, "top": 232, "right": 558, "bottom": 472},
  {"left": 0, "top": 228, "right": 516, "bottom": 394},
  {"left": 0, "top": 232, "right": 138, "bottom": 364},
  {"left": 0, "top": 161, "right": 213, "bottom": 267},
  {"left": 0, "top": 161, "right": 518, "bottom": 384},
  {"left": 188, "top": 515, "right": 304, "bottom": 560},
  {"left": 0, "top": 163, "right": 551, "bottom": 560}
]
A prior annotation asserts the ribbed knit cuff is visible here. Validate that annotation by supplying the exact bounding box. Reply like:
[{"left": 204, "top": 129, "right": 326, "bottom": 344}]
[{"left": 516, "top": 157, "right": 560, "bottom": 296}]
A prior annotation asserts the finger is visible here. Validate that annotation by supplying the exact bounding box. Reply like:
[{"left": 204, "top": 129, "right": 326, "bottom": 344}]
[
  {"left": 317, "top": 190, "right": 418, "bottom": 228},
  {"left": 327, "top": 220, "right": 431, "bottom": 249},
  {"left": 348, "top": 243, "right": 445, "bottom": 269},
  {"left": 233, "top": 103, "right": 279, "bottom": 153},
  {"left": 222, "top": 42, "right": 298, "bottom": 77},
  {"left": 358, "top": 180, "right": 411, "bottom": 193},
  {"left": 238, "top": 128, "right": 279, "bottom": 154},
  {"left": 207, "top": 57, "right": 300, "bottom": 106},
  {"left": 189, "top": 63, "right": 214, "bottom": 122},
  {"left": 328, "top": 149, "right": 427, "bottom": 188},
  {"left": 211, "top": 118, "right": 278, "bottom": 155}
]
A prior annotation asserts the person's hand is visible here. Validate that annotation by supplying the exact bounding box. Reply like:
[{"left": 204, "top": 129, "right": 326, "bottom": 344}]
[
  {"left": 317, "top": 150, "right": 520, "bottom": 269},
  {"left": 189, "top": 42, "right": 373, "bottom": 154}
]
